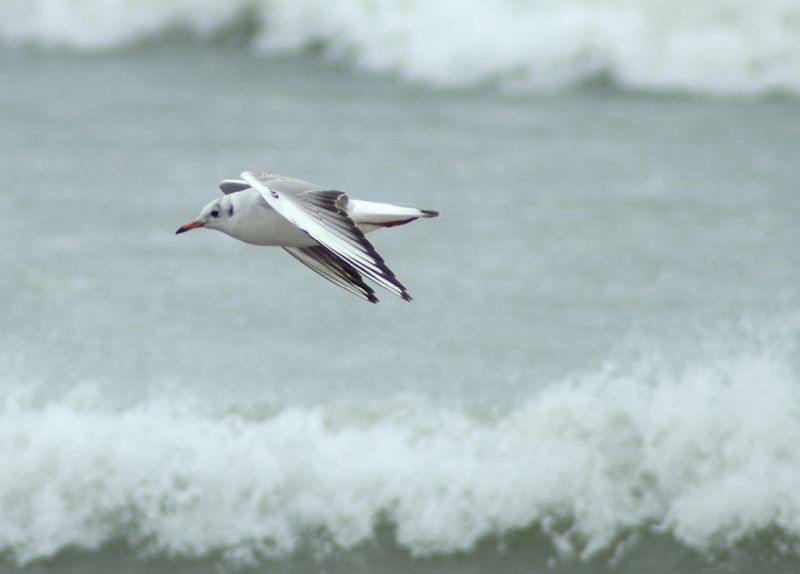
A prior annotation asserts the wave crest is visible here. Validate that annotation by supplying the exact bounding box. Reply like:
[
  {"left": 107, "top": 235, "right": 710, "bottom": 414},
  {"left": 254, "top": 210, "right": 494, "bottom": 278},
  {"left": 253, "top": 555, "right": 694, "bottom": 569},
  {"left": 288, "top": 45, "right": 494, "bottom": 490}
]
[
  {"left": 1, "top": 349, "right": 799, "bottom": 564},
  {"left": 2, "top": 0, "right": 800, "bottom": 95}
]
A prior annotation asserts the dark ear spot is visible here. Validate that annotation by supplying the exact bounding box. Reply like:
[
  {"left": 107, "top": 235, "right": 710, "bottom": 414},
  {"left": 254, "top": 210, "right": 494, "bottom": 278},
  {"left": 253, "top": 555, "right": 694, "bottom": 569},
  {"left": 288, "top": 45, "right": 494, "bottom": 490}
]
[{"left": 228, "top": 205, "right": 234, "bottom": 217}]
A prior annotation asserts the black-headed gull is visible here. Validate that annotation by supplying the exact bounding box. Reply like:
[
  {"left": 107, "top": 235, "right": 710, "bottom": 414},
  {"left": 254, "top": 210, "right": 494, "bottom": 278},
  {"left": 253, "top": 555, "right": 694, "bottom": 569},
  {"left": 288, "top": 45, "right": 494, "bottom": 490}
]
[{"left": 176, "top": 171, "right": 438, "bottom": 303}]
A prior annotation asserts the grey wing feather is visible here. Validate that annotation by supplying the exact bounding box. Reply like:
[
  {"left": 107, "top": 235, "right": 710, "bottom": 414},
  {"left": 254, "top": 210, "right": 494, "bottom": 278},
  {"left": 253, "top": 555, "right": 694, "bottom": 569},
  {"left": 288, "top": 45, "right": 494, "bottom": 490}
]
[
  {"left": 284, "top": 246, "right": 378, "bottom": 303},
  {"left": 219, "top": 179, "right": 250, "bottom": 194},
  {"left": 263, "top": 175, "right": 330, "bottom": 195},
  {"left": 221, "top": 174, "right": 322, "bottom": 195}
]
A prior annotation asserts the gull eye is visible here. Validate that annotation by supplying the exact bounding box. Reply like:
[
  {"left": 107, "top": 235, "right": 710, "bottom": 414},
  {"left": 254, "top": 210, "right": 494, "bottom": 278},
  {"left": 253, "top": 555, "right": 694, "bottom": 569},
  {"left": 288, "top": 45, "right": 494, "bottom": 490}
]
[{"left": 211, "top": 209, "right": 220, "bottom": 218}]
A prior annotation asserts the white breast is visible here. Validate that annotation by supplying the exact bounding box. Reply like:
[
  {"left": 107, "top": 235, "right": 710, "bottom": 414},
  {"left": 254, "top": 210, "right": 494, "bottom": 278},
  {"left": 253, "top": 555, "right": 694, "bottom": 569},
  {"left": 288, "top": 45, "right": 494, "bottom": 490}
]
[{"left": 223, "top": 189, "right": 317, "bottom": 247}]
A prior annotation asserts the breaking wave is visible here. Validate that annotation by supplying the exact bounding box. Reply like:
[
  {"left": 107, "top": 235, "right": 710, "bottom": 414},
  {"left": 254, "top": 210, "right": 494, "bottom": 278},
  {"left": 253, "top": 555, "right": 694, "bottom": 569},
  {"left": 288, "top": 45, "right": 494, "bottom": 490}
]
[
  {"left": 2, "top": 0, "right": 800, "bottom": 95},
  {"left": 1, "top": 348, "right": 799, "bottom": 565}
]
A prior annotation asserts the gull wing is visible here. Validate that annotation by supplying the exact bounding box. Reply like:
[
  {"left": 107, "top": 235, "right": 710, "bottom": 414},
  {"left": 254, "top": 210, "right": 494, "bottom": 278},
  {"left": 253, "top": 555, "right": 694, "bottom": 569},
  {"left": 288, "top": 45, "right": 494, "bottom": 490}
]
[
  {"left": 219, "top": 179, "right": 250, "bottom": 194},
  {"left": 284, "top": 246, "right": 378, "bottom": 304},
  {"left": 241, "top": 170, "right": 411, "bottom": 301},
  {"left": 221, "top": 174, "right": 329, "bottom": 195}
]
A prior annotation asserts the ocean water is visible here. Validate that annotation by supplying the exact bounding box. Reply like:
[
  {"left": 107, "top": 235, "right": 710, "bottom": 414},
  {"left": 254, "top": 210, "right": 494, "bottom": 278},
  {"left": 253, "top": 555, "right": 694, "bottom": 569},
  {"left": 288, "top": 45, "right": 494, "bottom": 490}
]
[{"left": 1, "top": 2, "right": 800, "bottom": 573}]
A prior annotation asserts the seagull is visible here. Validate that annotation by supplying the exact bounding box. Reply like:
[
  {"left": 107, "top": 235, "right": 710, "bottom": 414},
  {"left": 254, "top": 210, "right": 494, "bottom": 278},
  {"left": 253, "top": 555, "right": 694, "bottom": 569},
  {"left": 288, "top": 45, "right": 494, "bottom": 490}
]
[{"left": 176, "top": 171, "right": 438, "bottom": 303}]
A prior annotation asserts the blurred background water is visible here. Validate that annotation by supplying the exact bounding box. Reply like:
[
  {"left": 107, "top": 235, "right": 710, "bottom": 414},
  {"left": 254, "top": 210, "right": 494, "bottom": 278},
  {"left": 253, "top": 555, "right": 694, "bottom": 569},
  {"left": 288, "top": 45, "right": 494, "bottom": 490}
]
[{"left": 1, "top": 2, "right": 799, "bottom": 573}]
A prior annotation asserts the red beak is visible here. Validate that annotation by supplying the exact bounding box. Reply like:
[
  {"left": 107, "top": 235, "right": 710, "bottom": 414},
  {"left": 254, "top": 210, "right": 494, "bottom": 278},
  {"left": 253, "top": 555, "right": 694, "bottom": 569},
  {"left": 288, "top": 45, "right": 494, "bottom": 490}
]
[{"left": 175, "top": 220, "right": 204, "bottom": 234}]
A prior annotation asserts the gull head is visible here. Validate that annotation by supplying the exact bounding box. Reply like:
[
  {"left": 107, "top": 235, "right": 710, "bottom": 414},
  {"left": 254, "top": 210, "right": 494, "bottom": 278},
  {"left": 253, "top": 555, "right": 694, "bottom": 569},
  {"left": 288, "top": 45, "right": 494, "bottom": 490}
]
[{"left": 176, "top": 197, "right": 234, "bottom": 235}]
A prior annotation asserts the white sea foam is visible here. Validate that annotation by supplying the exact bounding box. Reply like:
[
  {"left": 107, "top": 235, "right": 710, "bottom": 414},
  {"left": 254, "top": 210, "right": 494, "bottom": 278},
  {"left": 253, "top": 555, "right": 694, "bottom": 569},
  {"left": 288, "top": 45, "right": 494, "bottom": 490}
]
[
  {"left": 1, "top": 348, "right": 799, "bottom": 564},
  {"left": 2, "top": 0, "right": 799, "bottom": 95}
]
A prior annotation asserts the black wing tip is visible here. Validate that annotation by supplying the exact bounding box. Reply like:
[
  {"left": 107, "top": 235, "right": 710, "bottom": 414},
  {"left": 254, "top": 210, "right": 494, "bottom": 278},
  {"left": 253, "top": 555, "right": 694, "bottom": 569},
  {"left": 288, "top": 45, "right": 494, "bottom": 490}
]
[
  {"left": 363, "top": 284, "right": 379, "bottom": 304},
  {"left": 401, "top": 291, "right": 413, "bottom": 302},
  {"left": 421, "top": 209, "right": 439, "bottom": 218}
]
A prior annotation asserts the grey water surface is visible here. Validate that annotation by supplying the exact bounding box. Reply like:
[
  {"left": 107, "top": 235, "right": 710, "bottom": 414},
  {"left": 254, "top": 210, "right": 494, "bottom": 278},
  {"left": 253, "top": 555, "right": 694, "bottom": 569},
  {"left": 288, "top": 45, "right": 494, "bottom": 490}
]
[{"left": 1, "top": 43, "right": 799, "bottom": 574}]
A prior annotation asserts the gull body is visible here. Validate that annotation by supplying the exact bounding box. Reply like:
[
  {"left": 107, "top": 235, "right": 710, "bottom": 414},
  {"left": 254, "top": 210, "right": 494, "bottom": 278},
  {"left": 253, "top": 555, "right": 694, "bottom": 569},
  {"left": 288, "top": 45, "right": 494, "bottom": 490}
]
[
  {"left": 176, "top": 171, "right": 438, "bottom": 303},
  {"left": 200, "top": 187, "right": 424, "bottom": 247}
]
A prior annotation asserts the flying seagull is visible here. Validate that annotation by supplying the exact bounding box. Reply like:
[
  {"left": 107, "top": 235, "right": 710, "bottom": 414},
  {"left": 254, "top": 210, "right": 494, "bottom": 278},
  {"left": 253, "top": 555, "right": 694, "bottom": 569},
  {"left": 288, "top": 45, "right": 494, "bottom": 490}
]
[{"left": 176, "top": 171, "right": 438, "bottom": 303}]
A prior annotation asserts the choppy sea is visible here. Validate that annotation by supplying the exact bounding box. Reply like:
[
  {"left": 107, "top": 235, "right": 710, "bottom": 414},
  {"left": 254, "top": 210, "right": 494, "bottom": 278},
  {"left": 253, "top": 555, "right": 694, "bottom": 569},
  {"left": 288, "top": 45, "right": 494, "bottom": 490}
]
[{"left": 1, "top": 1, "right": 799, "bottom": 573}]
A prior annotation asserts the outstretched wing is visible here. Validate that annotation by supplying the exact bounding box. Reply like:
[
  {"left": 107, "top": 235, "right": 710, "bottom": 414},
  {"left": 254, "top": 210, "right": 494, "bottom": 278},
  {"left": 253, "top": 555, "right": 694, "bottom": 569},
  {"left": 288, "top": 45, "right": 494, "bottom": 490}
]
[
  {"left": 284, "top": 246, "right": 378, "bottom": 304},
  {"left": 221, "top": 173, "right": 328, "bottom": 195},
  {"left": 241, "top": 170, "right": 411, "bottom": 301}
]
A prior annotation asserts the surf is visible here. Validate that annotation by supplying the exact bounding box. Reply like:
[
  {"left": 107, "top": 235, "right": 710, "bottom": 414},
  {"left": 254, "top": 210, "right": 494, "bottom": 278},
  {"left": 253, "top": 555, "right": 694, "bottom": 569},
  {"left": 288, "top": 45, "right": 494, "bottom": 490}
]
[
  {"left": 3, "top": 0, "right": 799, "bottom": 96},
  {"left": 1, "top": 345, "right": 798, "bottom": 565}
]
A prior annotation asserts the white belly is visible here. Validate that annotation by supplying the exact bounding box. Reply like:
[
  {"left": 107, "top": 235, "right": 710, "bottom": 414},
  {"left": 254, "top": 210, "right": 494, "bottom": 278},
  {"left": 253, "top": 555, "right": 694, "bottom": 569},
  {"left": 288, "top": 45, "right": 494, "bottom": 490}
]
[
  {"left": 228, "top": 206, "right": 317, "bottom": 246},
  {"left": 222, "top": 190, "right": 316, "bottom": 247}
]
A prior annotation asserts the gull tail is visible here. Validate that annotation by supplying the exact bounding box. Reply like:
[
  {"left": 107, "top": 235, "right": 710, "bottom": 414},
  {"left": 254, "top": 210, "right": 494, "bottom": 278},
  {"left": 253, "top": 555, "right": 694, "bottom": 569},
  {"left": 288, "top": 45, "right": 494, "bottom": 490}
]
[{"left": 350, "top": 200, "right": 439, "bottom": 230}]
